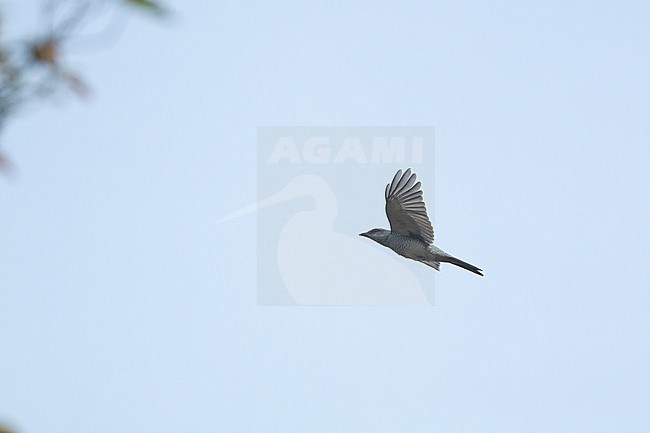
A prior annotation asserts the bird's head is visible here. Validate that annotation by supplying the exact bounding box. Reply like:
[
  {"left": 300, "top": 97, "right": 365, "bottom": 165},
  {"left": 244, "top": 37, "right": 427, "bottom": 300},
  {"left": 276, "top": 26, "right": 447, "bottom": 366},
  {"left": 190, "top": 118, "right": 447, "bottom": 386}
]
[{"left": 359, "top": 228, "right": 390, "bottom": 245}]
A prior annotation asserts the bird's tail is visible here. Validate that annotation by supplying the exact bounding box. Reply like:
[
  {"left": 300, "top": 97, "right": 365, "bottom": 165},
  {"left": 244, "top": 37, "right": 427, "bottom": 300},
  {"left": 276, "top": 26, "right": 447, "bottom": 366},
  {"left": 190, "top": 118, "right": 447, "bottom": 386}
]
[
  {"left": 422, "top": 260, "right": 440, "bottom": 271},
  {"left": 443, "top": 256, "right": 483, "bottom": 276}
]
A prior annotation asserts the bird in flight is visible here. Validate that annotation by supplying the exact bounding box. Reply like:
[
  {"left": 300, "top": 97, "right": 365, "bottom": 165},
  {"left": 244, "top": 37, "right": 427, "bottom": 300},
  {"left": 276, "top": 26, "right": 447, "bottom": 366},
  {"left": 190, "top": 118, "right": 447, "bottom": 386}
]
[{"left": 360, "top": 169, "right": 483, "bottom": 276}]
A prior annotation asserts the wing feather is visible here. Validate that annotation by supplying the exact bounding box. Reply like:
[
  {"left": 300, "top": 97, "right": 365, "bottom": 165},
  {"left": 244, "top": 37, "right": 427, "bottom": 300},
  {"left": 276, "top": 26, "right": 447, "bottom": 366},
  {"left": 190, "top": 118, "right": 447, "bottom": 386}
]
[{"left": 384, "top": 169, "right": 434, "bottom": 244}]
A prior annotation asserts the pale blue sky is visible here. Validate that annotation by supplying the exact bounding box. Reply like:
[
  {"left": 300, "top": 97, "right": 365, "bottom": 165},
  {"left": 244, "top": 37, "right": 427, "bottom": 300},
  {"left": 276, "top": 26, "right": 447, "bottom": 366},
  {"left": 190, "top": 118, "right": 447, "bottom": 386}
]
[{"left": 1, "top": 1, "right": 649, "bottom": 432}]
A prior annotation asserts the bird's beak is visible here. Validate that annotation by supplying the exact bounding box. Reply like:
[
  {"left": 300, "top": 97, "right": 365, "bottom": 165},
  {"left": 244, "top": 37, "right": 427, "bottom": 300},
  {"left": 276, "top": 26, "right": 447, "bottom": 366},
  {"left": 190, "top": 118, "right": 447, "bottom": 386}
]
[{"left": 359, "top": 232, "right": 369, "bottom": 238}]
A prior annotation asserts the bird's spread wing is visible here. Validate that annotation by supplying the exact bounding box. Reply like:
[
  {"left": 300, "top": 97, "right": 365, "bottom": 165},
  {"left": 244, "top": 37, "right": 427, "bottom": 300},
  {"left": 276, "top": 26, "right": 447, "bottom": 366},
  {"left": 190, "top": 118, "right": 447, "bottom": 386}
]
[{"left": 385, "top": 169, "right": 434, "bottom": 244}]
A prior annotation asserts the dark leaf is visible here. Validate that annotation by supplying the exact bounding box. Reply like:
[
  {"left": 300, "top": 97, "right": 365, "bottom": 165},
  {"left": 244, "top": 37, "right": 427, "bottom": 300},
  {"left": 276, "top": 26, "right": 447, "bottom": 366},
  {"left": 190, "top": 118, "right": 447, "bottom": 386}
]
[{"left": 124, "top": 0, "right": 169, "bottom": 17}]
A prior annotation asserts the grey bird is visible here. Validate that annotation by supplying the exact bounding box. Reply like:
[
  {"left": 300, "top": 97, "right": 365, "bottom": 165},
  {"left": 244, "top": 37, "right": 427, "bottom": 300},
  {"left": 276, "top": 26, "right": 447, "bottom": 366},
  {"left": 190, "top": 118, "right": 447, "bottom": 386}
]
[{"left": 360, "top": 169, "right": 483, "bottom": 276}]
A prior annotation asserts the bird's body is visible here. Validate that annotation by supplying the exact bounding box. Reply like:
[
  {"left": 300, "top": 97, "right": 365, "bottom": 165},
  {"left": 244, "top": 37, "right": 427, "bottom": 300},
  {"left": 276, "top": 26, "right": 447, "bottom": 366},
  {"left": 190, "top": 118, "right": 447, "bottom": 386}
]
[{"left": 360, "top": 169, "right": 483, "bottom": 276}]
